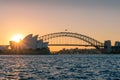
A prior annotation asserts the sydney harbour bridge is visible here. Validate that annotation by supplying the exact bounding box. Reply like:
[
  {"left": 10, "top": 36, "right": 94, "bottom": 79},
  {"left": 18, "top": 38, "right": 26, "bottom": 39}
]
[{"left": 39, "top": 32, "right": 104, "bottom": 49}]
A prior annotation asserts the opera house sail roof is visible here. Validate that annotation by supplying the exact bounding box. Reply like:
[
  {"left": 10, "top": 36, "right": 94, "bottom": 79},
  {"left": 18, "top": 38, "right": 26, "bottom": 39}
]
[{"left": 9, "top": 34, "right": 48, "bottom": 50}]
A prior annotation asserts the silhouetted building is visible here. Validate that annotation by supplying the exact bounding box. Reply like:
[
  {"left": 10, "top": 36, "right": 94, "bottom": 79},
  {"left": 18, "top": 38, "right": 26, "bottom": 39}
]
[
  {"left": 9, "top": 34, "right": 48, "bottom": 50},
  {"left": 115, "top": 41, "right": 120, "bottom": 47},
  {"left": 104, "top": 40, "right": 112, "bottom": 53}
]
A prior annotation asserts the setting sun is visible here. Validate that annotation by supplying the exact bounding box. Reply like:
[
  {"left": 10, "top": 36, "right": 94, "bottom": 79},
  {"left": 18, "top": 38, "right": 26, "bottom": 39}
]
[{"left": 11, "top": 34, "right": 24, "bottom": 42}]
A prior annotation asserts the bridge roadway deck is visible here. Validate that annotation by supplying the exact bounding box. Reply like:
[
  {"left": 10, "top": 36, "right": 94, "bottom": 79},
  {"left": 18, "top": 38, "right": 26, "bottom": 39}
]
[{"left": 48, "top": 44, "right": 104, "bottom": 47}]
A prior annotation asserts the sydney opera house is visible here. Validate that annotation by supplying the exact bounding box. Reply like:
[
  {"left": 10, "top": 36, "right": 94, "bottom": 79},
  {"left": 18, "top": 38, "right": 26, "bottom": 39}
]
[
  {"left": 10, "top": 34, "right": 48, "bottom": 50},
  {"left": 0, "top": 34, "right": 50, "bottom": 55}
]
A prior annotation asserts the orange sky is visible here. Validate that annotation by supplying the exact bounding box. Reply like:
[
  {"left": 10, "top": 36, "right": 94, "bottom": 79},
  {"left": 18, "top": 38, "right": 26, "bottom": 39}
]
[{"left": 0, "top": 0, "right": 120, "bottom": 47}]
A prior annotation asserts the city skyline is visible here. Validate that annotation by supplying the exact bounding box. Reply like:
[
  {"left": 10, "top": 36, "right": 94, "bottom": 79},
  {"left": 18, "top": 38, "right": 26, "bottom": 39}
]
[{"left": 0, "top": 0, "right": 120, "bottom": 45}]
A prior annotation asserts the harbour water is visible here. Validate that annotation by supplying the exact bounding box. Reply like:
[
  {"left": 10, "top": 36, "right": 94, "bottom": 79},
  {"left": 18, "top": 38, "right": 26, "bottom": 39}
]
[{"left": 0, "top": 54, "right": 120, "bottom": 80}]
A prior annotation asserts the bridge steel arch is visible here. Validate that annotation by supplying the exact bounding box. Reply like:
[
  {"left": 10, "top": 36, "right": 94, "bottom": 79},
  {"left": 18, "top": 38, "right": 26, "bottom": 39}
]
[{"left": 39, "top": 32, "right": 104, "bottom": 49}]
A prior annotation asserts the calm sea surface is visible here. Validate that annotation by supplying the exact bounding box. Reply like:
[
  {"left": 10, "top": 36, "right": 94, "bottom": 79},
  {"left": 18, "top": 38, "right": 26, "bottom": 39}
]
[{"left": 0, "top": 54, "right": 120, "bottom": 80}]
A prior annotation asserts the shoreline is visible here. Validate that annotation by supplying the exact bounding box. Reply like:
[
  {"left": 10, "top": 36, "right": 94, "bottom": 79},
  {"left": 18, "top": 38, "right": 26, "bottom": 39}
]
[{"left": 0, "top": 48, "right": 50, "bottom": 55}]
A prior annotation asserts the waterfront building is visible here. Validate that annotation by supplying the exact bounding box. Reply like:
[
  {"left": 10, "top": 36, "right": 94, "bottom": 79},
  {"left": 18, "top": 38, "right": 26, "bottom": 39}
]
[
  {"left": 115, "top": 41, "right": 120, "bottom": 47},
  {"left": 104, "top": 40, "right": 112, "bottom": 53},
  {"left": 43, "top": 42, "right": 49, "bottom": 48},
  {"left": 37, "top": 40, "right": 43, "bottom": 49},
  {"left": 112, "top": 41, "right": 120, "bottom": 53},
  {"left": 9, "top": 34, "right": 48, "bottom": 50}
]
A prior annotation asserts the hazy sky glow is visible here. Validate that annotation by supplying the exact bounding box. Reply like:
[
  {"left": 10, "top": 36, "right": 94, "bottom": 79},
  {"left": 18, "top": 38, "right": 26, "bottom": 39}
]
[{"left": 0, "top": 0, "right": 120, "bottom": 45}]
